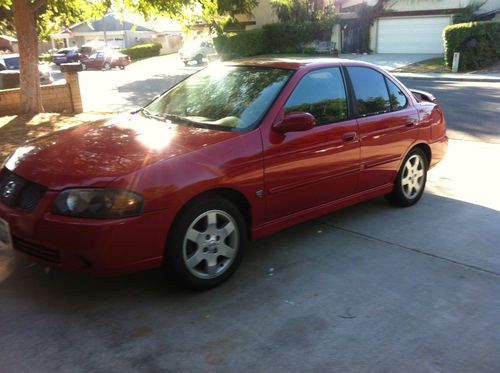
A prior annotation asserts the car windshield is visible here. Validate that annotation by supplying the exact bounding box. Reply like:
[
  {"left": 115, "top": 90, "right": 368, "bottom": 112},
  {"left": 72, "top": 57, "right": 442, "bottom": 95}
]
[
  {"left": 143, "top": 65, "right": 293, "bottom": 132},
  {"left": 3, "top": 57, "right": 20, "bottom": 70}
]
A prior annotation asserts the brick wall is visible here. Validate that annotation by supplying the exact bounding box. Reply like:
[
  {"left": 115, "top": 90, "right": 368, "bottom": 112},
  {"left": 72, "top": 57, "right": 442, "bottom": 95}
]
[{"left": 0, "top": 72, "right": 82, "bottom": 115}]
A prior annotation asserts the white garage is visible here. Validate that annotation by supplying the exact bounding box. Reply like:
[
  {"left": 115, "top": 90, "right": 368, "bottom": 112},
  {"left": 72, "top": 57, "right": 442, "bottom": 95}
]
[{"left": 376, "top": 16, "right": 452, "bottom": 53}]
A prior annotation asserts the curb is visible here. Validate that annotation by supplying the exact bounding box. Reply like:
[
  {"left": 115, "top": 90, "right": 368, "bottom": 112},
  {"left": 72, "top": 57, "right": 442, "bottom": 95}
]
[{"left": 392, "top": 72, "right": 500, "bottom": 82}]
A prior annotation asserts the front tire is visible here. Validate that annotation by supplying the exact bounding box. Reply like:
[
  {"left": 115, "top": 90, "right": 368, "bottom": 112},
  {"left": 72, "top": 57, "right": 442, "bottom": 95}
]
[
  {"left": 195, "top": 54, "right": 203, "bottom": 65},
  {"left": 165, "top": 197, "right": 246, "bottom": 290},
  {"left": 386, "top": 148, "right": 428, "bottom": 207},
  {"left": 103, "top": 62, "right": 111, "bottom": 71}
]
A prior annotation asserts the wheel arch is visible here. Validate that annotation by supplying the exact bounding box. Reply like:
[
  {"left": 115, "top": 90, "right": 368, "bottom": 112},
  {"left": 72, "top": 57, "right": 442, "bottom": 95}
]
[
  {"left": 412, "top": 142, "right": 432, "bottom": 166},
  {"left": 169, "top": 187, "right": 253, "bottom": 241}
]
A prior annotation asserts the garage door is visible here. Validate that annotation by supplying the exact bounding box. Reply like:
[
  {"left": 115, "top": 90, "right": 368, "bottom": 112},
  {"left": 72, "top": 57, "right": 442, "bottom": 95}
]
[{"left": 377, "top": 16, "right": 451, "bottom": 53}]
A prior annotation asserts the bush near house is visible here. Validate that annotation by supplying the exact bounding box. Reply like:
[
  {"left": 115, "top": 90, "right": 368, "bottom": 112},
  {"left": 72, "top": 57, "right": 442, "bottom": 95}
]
[
  {"left": 443, "top": 21, "right": 500, "bottom": 71},
  {"left": 214, "top": 21, "right": 334, "bottom": 58},
  {"left": 120, "top": 43, "right": 162, "bottom": 60},
  {"left": 214, "top": 28, "right": 267, "bottom": 58}
]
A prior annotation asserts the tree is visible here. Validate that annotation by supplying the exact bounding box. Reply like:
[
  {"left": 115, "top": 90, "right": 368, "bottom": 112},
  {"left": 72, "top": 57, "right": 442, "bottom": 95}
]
[
  {"left": 7, "top": 0, "right": 192, "bottom": 114},
  {"left": 356, "top": 0, "right": 388, "bottom": 53},
  {"left": 453, "top": 1, "right": 486, "bottom": 24},
  {"left": 180, "top": 0, "right": 259, "bottom": 35},
  {"left": 270, "top": 0, "right": 334, "bottom": 23}
]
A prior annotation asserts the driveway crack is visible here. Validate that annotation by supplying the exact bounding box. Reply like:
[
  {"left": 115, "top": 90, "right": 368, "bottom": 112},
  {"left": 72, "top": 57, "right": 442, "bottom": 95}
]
[{"left": 316, "top": 220, "right": 500, "bottom": 277}]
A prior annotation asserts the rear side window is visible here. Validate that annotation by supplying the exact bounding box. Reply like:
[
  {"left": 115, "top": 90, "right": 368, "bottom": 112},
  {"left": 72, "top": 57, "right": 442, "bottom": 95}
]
[
  {"left": 347, "top": 67, "right": 391, "bottom": 117},
  {"left": 385, "top": 78, "right": 408, "bottom": 111},
  {"left": 285, "top": 67, "right": 348, "bottom": 125}
]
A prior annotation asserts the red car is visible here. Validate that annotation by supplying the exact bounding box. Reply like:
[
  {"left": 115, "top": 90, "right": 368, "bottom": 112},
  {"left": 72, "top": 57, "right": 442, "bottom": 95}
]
[
  {"left": 81, "top": 51, "right": 131, "bottom": 70},
  {"left": 0, "top": 59, "right": 447, "bottom": 289}
]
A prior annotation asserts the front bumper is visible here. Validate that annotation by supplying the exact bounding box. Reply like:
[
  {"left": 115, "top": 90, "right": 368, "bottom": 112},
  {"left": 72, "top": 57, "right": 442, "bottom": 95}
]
[{"left": 0, "top": 190, "right": 175, "bottom": 276}]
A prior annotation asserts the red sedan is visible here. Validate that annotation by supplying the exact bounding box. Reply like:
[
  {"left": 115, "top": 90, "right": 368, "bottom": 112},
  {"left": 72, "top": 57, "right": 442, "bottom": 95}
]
[
  {"left": 81, "top": 51, "right": 131, "bottom": 70},
  {"left": 0, "top": 59, "right": 447, "bottom": 289}
]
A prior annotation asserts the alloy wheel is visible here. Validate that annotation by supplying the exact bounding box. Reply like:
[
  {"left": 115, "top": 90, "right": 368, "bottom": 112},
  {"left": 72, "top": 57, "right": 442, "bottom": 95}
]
[
  {"left": 401, "top": 154, "right": 425, "bottom": 199},
  {"left": 182, "top": 210, "right": 239, "bottom": 279}
]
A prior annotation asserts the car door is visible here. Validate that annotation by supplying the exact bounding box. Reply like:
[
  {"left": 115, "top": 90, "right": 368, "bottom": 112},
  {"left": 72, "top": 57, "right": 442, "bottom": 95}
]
[
  {"left": 94, "top": 52, "right": 105, "bottom": 69},
  {"left": 262, "top": 67, "right": 360, "bottom": 221},
  {"left": 345, "top": 66, "right": 419, "bottom": 192}
]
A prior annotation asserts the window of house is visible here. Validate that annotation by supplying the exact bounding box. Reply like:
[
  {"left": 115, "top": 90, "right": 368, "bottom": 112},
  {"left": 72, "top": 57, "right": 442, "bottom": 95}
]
[
  {"left": 284, "top": 67, "right": 348, "bottom": 125},
  {"left": 347, "top": 67, "right": 391, "bottom": 117}
]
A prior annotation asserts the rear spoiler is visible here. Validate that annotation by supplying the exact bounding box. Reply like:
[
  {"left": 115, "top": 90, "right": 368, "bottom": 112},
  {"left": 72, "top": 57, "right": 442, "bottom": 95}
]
[{"left": 410, "top": 89, "right": 437, "bottom": 103}]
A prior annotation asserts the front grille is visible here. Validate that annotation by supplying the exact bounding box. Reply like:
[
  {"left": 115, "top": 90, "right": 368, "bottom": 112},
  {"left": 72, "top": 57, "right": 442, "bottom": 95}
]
[
  {"left": 0, "top": 168, "right": 47, "bottom": 211},
  {"left": 13, "top": 236, "right": 61, "bottom": 264}
]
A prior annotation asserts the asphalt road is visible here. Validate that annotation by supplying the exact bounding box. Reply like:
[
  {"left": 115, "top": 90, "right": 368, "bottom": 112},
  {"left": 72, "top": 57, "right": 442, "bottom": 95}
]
[
  {"left": 399, "top": 78, "right": 500, "bottom": 144},
  {"left": 1, "top": 55, "right": 499, "bottom": 372}
]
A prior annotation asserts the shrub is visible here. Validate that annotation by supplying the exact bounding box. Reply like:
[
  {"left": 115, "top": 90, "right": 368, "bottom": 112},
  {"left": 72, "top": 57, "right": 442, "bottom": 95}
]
[
  {"left": 214, "top": 20, "right": 334, "bottom": 58},
  {"left": 214, "top": 29, "right": 267, "bottom": 58},
  {"left": 443, "top": 21, "right": 500, "bottom": 71},
  {"left": 120, "top": 43, "right": 162, "bottom": 60}
]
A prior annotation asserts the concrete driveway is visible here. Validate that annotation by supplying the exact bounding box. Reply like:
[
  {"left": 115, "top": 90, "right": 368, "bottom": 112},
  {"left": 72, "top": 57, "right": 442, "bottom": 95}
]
[
  {"left": 341, "top": 53, "right": 442, "bottom": 71},
  {"left": 1, "top": 54, "right": 499, "bottom": 372}
]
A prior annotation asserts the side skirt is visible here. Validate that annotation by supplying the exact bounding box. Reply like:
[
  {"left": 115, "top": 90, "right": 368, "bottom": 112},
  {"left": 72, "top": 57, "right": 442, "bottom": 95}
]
[{"left": 252, "top": 183, "right": 394, "bottom": 240}]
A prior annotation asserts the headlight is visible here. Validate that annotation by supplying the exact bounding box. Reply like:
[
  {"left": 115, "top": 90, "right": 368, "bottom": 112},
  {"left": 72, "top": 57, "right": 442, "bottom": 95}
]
[{"left": 53, "top": 188, "right": 144, "bottom": 219}]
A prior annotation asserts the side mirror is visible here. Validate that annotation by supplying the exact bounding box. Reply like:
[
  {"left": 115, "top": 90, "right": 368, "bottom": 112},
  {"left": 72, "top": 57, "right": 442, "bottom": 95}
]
[{"left": 273, "top": 112, "right": 316, "bottom": 134}]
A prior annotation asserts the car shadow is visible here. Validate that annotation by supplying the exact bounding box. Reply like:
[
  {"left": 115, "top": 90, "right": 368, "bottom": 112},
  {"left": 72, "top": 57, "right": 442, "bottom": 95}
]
[
  {"left": 1, "top": 192, "right": 499, "bottom": 371},
  {"left": 1, "top": 192, "right": 498, "bottom": 304}
]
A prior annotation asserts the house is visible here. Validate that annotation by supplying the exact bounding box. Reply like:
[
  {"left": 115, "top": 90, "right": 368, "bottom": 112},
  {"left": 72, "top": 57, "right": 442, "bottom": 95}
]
[
  {"left": 333, "top": 0, "right": 500, "bottom": 54},
  {"left": 50, "top": 13, "right": 182, "bottom": 50}
]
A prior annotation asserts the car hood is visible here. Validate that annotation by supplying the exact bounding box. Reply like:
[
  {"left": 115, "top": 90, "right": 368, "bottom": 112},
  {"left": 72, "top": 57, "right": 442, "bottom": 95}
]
[{"left": 5, "top": 113, "right": 242, "bottom": 190}]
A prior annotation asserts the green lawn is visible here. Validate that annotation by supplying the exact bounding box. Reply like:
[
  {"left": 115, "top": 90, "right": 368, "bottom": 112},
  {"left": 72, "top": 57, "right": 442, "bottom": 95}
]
[{"left": 393, "top": 57, "right": 451, "bottom": 73}]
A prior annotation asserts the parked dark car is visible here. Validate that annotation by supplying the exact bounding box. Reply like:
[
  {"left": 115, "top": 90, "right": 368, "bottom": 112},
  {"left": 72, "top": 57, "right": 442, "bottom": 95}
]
[
  {"left": 0, "top": 59, "right": 447, "bottom": 290},
  {"left": 81, "top": 51, "right": 131, "bottom": 70},
  {"left": 52, "top": 48, "right": 83, "bottom": 65}
]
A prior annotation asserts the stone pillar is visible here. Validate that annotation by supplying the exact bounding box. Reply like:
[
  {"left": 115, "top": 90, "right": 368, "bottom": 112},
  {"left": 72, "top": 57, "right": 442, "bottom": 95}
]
[{"left": 64, "top": 71, "right": 83, "bottom": 113}]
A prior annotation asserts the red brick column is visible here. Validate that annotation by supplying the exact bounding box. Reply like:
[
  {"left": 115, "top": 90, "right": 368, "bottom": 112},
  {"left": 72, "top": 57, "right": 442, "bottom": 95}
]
[{"left": 64, "top": 71, "right": 83, "bottom": 113}]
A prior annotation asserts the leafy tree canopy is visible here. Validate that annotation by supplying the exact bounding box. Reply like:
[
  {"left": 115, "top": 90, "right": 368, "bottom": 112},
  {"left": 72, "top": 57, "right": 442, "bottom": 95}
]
[{"left": 270, "top": 0, "right": 335, "bottom": 23}]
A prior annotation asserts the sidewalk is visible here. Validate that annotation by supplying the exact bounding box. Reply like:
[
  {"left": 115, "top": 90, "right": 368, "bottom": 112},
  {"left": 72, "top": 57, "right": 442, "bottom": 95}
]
[
  {"left": 340, "top": 53, "right": 500, "bottom": 82},
  {"left": 393, "top": 71, "right": 500, "bottom": 82}
]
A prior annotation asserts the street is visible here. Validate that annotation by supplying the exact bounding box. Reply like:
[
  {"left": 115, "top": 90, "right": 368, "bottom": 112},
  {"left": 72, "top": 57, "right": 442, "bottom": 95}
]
[{"left": 1, "top": 54, "right": 499, "bottom": 372}]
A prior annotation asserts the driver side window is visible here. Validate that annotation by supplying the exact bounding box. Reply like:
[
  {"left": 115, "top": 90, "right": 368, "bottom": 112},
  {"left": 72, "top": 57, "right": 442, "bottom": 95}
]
[{"left": 284, "top": 67, "right": 348, "bottom": 125}]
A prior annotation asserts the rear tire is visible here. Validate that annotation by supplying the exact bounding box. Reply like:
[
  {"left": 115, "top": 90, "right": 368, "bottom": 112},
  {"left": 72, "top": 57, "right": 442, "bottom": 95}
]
[
  {"left": 195, "top": 54, "right": 203, "bottom": 65},
  {"left": 119, "top": 65, "right": 125, "bottom": 70},
  {"left": 386, "top": 148, "right": 428, "bottom": 207},
  {"left": 165, "top": 197, "right": 247, "bottom": 290},
  {"left": 81, "top": 63, "right": 87, "bottom": 70},
  {"left": 103, "top": 62, "right": 111, "bottom": 71}
]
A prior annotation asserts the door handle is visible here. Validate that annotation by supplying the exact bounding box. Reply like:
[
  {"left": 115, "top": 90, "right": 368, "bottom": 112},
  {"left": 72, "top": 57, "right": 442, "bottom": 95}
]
[
  {"left": 342, "top": 132, "right": 358, "bottom": 142},
  {"left": 405, "top": 122, "right": 416, "bottom": 127}
]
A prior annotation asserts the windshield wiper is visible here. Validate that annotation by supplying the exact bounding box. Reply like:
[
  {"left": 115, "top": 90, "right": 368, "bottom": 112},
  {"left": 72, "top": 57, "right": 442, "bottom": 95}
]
[
  {"left": 134, "top": 107, "right": 165, "bottom": 121},
  {"left": 162, "top": 113, "right": 210, "bottom": 128}
]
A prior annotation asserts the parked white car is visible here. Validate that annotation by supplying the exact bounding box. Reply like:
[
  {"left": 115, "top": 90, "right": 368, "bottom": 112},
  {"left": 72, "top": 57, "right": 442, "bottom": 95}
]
[
  {"left": 179, "top": 41, "right": 217, "bottom": 65},
  {"left": 0, "top": 53, "right": 53, "bottom": 84}
]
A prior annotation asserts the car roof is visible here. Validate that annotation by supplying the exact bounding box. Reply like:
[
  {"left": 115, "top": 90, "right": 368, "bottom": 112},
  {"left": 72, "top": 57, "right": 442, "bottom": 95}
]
[
  {"left": 227, "top": 57, "right": 376, "bottom": 70},
  {"left": 0, "top": 53, "right": 19, "bottom": 59}
]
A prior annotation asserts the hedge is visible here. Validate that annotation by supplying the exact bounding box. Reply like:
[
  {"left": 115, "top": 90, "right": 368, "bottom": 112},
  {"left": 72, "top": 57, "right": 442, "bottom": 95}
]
[
  {"left": 214, "top": 28, "right": 267, "bottom": 58},
  {"left": 443, "top": 21, "right": 500, "bottom": 71},
  {"left": 214, "top": 20, "right": 334, "bottom": 58},
  {"left": 120, "top": 43, "right": 162, "bottom": 60}
]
